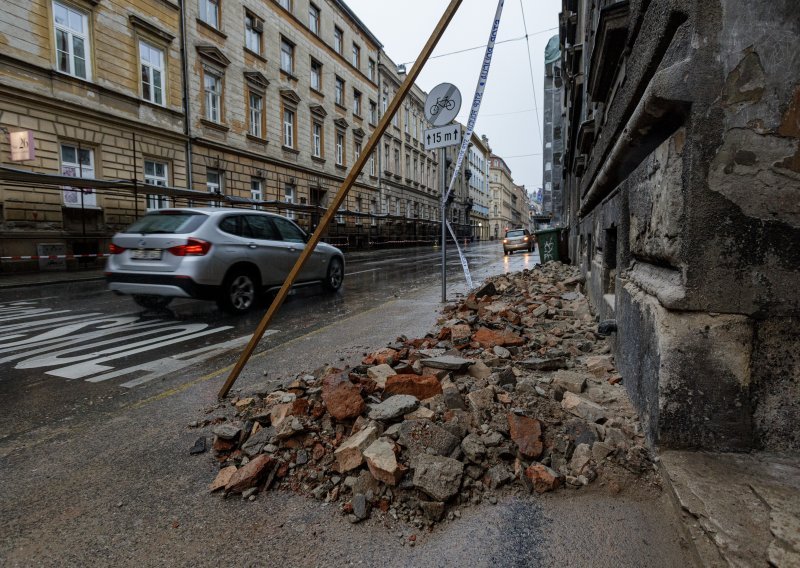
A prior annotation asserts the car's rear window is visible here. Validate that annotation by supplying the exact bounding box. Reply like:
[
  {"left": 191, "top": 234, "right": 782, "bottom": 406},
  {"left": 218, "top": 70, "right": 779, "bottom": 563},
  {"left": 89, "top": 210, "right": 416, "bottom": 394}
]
[
  {"left": 123, "top": 211, "right": 208, "bottom": 234},
  {"left": 506, "top": 230, "right": 526, "bottom": 238}
]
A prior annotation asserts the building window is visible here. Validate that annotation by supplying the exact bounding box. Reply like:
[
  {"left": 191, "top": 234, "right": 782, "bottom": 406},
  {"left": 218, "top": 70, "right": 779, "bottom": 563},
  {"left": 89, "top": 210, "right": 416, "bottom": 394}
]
[
  {"left": 369, "top": 100, "right": 377, "bottom": 124},
  {"left": 280, "top": 38, "right": 294, "bottom": 74},
  {"left": 144, "top": 159, "right": 169, "bottom": 210},
  {"left": 60, "top": 144, "right": 95, "bottom": 207},
  {"left": 405, "top": 154, "right": 410, "bottom": 178},
  {"left": 368, "top": 58, "right": 375, "bottom": 81},
  {"left": 353, "top": 90, "right": 361, "bottom": 116},
  {"left": 335, "top": 76, "right": 344, "bottom": 106},
  {"left": 308, "top": 4, "right": 320, "bottom": 35},
  {"left": 355, "top": 140, "right": 362, "bottom": 162},
  {"left": 204, "top": 72, "right": 221, "bottom": 122},
  {"left": 284, "top": 183, "right": 295, "bottom": 219},
  {"left": 312, "top": 121, "right": 323, "bottom": 157},
  {"left": 249, "top": 92, "right": 263, "bottom": 137},
  {"left": 207, "top": 169, "right": 222, "bottom": 195},
  {"left": 404, "top": 106, "right": 409, "bottom": 134},
  {"left": 310, "top": 58, "right": 322, "bottom": 91},
  {"left": 413, "top": 158, "right": 418, "bottom": 181},
  {"left": 139, "top": 41, "right": 164, "bottom": 105},
  {"left": 383, "top": 144, "right": 389, "bottom": 171},
  {"left": 394, "top": 148, "right": 399, "bottom": 172},
  {"left": 198, "top": 0, "right": 219, "bottom": 28},
  {"left": 351, "top": 43, "right": 360, "bottom": 68},
  {"left": 370, "top": 150, "right": 376, "bottom": 176},
  {"left": 333, "top": 26, "right": 343, "bottom": 54},
  {"left": 251, "top": 178, "right": 263, "bottom": 209},
  {"left": 245, "top": 13, "right": 263, "bottom": 55},
  {"left": 53, "top": 1, "right": 90, "bottom": 80},
  {"left": 278, "top": 0, "right": 292, "bottom": 11},
  {"left": 382, "top": 94, "right": 387, "bottom": 114},
  {"left": 283, "top": 107, "right": 295, "bottom": 147},
  {"left": 336, "top": 131, "right": 344, "bottom": 165}
]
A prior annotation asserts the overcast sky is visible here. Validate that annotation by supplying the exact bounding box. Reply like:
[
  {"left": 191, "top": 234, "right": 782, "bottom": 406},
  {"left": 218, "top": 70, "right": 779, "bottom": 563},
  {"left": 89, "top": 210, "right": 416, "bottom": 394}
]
[{"left": 345, "top": 0, "right": 562, "bottom": 194}]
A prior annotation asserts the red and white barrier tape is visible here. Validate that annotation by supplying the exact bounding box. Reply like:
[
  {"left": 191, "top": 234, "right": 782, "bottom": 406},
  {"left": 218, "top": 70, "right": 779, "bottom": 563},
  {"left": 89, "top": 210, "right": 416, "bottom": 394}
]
[{"left": 0, "top": 253, "right": 110, "bottom": 261}]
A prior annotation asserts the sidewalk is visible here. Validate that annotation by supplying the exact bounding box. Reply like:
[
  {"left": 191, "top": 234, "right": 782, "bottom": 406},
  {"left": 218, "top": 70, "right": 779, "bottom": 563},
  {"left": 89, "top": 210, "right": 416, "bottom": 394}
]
[
  {"left": 0, "top": 266, "right": 107, "bottom": 289},
  {"left": 660, "top": 450, "right": 800, "bottom": 567}
]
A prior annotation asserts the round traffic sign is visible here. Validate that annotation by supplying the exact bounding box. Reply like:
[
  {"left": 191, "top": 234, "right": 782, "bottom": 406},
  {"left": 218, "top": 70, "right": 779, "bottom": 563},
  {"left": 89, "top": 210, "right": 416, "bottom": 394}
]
[{"left": 424, "top": 83, "right": 461, "bottom": 127}]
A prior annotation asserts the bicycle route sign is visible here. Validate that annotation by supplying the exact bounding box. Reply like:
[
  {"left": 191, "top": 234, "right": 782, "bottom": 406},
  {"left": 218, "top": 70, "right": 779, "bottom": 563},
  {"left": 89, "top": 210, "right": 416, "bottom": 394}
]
[
  {"left": 424, "top": 124, "right": 461, "bottom": 150},
  {"left": 424, "top": 82, "right": 461, "bottom": 127}
]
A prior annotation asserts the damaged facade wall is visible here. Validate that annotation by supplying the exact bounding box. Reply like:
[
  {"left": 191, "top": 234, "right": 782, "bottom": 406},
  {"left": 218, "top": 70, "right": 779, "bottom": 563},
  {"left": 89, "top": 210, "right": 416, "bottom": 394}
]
[{"left": 559, "top": 0, "right": 800, "bottom": 451}]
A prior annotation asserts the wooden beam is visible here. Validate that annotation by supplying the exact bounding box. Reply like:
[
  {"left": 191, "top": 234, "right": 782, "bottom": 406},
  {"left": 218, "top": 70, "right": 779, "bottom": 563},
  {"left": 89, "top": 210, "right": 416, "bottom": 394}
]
[{"left": 218, "top": 0, "right": 464, "bottom": 399}]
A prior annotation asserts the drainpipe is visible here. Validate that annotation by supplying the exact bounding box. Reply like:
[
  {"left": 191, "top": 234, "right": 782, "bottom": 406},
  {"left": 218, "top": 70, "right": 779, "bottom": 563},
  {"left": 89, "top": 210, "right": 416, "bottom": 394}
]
[{"left": 179, "top": 0, "right": 193, "bottom": 191}]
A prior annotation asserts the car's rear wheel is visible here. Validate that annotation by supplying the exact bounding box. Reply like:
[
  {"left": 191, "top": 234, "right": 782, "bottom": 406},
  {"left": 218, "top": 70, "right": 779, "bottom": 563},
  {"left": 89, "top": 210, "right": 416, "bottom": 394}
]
[
  {"left": 323, "top": 257, "right": 344, "bottom": 292},
  {"left": 217, "top": 269, "right": 259, "bottom": 314},
  {"left": 132, "top": 295, "right": 173, "bottom": 310}
]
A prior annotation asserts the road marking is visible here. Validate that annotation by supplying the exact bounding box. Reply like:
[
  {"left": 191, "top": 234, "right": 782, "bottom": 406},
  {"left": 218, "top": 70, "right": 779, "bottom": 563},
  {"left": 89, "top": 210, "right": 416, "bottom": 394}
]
[
  {"left": 346, "top": 268, "right": 381, "bottom": 276},
  {"left": 0, "top": 313, "right": 104, "bottom": 336},
  {"left": 18, "top": 323, "right": 232, "bottom": 376},
  {"left": 117, "top": 333, "right": 274, "bottom": 388},
  {"left": 0, "top": 300, "right": 238, "bottom": 385}
]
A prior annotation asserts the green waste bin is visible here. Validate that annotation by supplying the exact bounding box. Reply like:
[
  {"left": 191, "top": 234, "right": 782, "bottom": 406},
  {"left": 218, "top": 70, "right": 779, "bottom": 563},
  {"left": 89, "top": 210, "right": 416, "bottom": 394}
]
[{"left": 535, "top": 228, "right": 560, "bottom": 263}]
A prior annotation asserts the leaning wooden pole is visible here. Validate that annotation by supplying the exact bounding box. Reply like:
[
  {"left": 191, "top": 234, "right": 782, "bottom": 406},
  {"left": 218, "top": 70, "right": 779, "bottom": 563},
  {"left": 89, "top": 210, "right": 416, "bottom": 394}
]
[{"left": 218, "top": 0, "right": 463, "bottom": 399}]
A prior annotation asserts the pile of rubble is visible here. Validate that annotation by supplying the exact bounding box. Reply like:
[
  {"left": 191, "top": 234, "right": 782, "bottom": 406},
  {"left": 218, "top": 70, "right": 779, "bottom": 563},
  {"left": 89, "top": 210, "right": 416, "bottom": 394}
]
[{"left": 196, "top": 262, "right": 656, "bottom": 527}]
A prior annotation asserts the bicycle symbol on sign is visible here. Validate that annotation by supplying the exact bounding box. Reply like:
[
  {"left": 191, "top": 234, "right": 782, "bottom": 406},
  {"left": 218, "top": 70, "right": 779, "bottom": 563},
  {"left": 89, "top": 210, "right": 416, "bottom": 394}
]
[{"left": 429, "top": 96, "right": 456, "bottom": 116}]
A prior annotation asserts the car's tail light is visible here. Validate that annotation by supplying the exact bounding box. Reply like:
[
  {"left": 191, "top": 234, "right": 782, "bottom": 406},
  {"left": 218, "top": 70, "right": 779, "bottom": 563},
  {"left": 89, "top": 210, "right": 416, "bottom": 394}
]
[
  {"left": 109, "top": 243, "right": 126, "bottom": 254},
  {"left": 168, "top": 238, "right": 212, "bottom": 257}
]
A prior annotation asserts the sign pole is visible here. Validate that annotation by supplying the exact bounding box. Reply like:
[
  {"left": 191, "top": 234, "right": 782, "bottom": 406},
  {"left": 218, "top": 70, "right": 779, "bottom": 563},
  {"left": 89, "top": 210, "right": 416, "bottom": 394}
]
[
  {"left": 440, "top": 146, "right": 447, "bottom": 303},
  {"left": 218, "top": 0, "right": 464, "bottom": 400}
]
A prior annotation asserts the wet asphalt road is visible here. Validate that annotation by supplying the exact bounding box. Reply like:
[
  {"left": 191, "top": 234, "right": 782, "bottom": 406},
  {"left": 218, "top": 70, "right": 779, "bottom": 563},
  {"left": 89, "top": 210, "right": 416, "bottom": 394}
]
[
  {"left": 0, "top": 242, "right": 695, "bottom": 567},
  {"left": 0, "top": 241, "right": 535, "bottom": 450}
]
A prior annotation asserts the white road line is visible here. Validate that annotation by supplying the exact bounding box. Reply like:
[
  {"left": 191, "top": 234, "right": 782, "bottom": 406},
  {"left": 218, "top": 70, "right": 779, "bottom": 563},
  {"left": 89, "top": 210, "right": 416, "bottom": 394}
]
[
  {"left": 0, "top": 318, "right": 170, "bottom": 361},
  {"left": 117, "top": 333, "right": 275, "bottom": 388},
  {"left": 346, "top": 268, "right": 382, "bottom": 276},
  {"left": 0, "top": 313, "right": 104, "bottom": 335},
  {"left": 44, "top": 325, "right": 234, "bottom": 379}
]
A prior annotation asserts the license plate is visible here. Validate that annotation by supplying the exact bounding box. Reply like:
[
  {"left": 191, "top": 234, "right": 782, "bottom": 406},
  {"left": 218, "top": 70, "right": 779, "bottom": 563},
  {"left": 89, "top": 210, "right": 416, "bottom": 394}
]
[{"left": 131, "top": 249, "right": 162, "bottom": 260}]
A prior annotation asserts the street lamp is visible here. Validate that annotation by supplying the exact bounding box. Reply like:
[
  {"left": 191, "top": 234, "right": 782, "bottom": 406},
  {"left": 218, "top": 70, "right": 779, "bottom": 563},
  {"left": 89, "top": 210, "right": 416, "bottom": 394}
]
[{"left": 478, "top": 222, "right": 482, "bottom": 242}]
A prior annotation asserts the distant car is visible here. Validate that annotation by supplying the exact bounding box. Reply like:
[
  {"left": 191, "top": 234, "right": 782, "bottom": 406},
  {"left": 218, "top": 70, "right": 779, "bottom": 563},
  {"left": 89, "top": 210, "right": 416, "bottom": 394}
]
[
  {"left": 503, "top": 228, "right": 535, "bottom": 255},
  {"left": 105, "top": 208, "right": 345, "bottom": 314}
]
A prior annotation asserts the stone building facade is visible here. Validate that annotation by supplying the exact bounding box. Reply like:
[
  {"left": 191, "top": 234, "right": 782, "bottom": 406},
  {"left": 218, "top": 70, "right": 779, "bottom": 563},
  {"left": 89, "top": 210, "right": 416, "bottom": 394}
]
[
  {"left": 542, "top": 33, "right": 564, "bottom": 225},
  {"left": 0, "top": 0, "right": 492, "bottom": 271},
  {"left": 376, "top": 54, "right": 442, "bottom": 242},
  {"left": 467, "top": 132, "right": 490, "bottom": 241},
  {"left": 488, "top": 152, "right": 515, "bottom": 239},
  {"left": 0, "top": 0, "right": 188, "bottom": 267},
  {"left": 559, "top": 0, "right": 800, "bottom": 451},
  {"left": 183, "top": 0, "right": 382, "bottom": 241}
]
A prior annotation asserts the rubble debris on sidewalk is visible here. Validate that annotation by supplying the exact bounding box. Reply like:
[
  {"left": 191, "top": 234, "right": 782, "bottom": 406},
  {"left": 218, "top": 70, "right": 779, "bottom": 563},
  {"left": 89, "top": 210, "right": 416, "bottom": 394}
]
[{"left": 197, "top": 262, "right": 659, "bottom": 527}]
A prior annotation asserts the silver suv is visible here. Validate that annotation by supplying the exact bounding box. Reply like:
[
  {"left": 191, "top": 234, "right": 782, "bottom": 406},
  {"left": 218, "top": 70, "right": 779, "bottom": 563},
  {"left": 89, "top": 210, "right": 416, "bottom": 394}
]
[{"left": 106, "top": 208, "right": 344, "bottom": 314}]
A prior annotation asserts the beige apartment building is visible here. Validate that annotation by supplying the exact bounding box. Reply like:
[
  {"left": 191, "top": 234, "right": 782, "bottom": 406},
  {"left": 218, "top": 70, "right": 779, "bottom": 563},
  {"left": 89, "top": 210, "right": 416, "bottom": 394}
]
[
  {"left": 467, "top": 132, "right": 490, "bottom": 241},
  {"left": 184, "top": 0, "right": 382, "bottom": 243},
  {"left": 0, "top": 0, "right": 188, "bottom": 267},
  {"left": 488, "top": 153, "right": 515, "bottom": 239},
  {"left": 0, "top": 0, "right": 492, "bottom": 271},
  {"left": 376, "top": 53, "right": 442, "bottom": 242}
]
